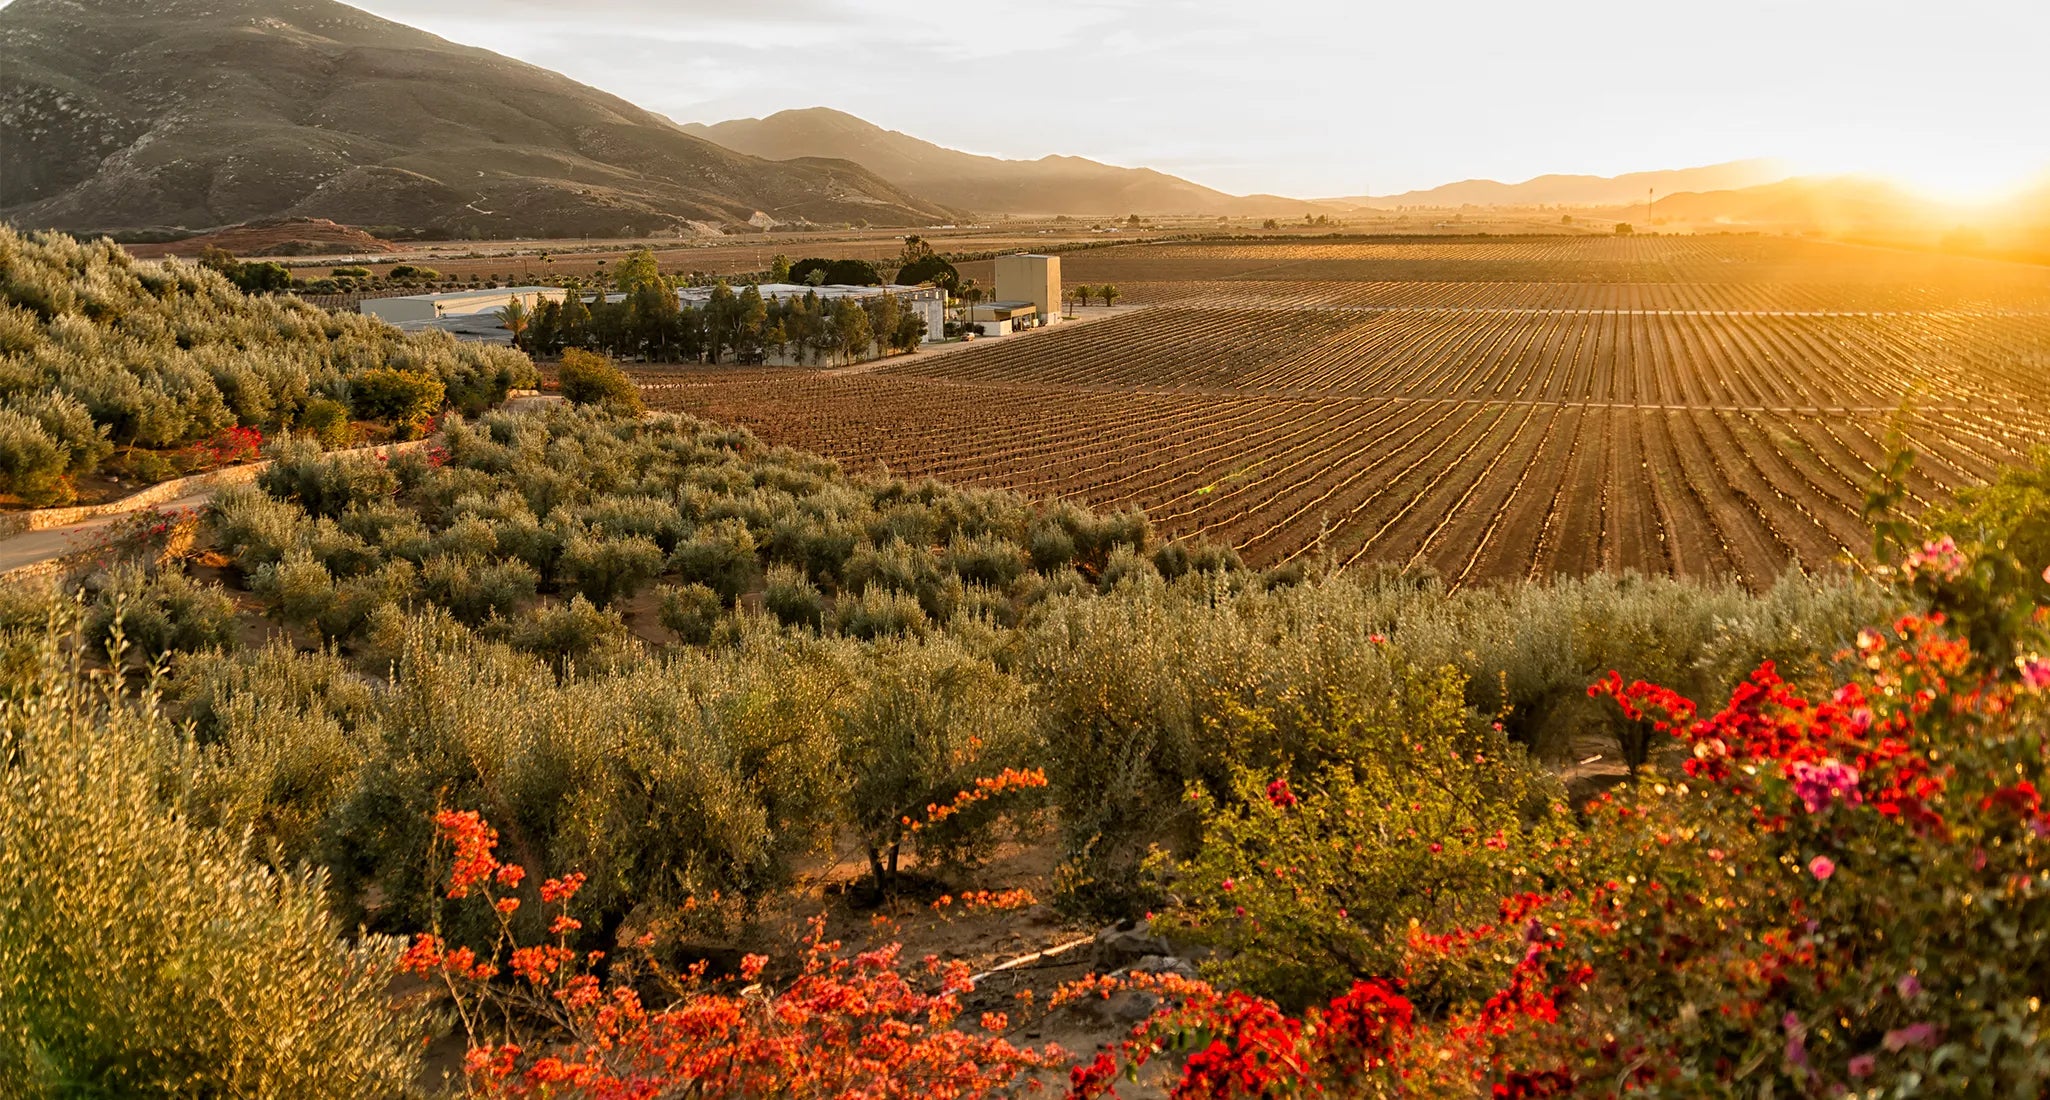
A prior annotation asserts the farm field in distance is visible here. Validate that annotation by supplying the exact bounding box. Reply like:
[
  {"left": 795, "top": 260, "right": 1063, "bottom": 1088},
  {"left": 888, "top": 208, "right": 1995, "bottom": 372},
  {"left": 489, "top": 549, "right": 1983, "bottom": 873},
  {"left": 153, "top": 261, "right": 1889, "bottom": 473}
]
[{"left": 649, "top": 235, "right": 2050, "bottom": 586}]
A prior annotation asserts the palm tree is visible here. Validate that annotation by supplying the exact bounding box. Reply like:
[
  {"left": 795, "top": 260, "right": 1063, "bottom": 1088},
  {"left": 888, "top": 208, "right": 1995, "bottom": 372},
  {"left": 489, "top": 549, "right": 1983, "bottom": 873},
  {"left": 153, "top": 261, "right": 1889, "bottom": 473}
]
[
  {"left": 1073, "top": 284, "right": 1094, "bottom": 309},
  {"left": 1099, "top": 284, "right": 1120, "bottom": 309},
  {"left": 496, "top": 296, "right": 531, "bottom": 349},
  {"left": 954, "top": 278, "right": 981, "bottom": 329}
]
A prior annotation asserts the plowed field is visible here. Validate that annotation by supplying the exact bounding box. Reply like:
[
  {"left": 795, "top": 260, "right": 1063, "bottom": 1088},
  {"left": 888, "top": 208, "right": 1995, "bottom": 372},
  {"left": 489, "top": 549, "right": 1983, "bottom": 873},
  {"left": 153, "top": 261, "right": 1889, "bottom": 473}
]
[{"left": 647, "top": 236, "right": 2050, "bottom": 586}]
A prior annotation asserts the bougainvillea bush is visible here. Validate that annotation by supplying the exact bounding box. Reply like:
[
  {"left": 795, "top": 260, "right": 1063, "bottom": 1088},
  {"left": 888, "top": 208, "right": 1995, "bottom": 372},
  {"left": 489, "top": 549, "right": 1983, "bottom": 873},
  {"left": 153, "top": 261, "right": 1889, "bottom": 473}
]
[
  {"left": 408, "top": 807, "right": 1068, "bottom": 1099},
  {"left": 1080, "top": 541, "right": 2050, "bottom": 1097}
]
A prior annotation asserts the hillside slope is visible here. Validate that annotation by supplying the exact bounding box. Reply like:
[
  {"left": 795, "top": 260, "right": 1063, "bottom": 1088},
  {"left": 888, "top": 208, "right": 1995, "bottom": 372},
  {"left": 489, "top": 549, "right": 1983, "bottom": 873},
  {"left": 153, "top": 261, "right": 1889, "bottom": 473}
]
[
  {"left": 1649, "top": 176, "right": 1936, "bottom": 230},
  {"left": 0, "top": 0, "right": 952, "bottom": 235},
  {"left": 683, "top": 107, "right": 1333, "bottom": 218}
]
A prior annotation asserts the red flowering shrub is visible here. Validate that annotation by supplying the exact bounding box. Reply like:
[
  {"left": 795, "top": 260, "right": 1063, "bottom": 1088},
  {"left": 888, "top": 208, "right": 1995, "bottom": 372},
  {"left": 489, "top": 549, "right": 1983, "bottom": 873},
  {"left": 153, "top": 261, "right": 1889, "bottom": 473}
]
[
  {"left": 412, "top": 808, "right": 1068, "bottom": 1098},
  {"left": 187, "top": 425, "right": 263, "bottom": 468},
  {"left": 1093, "top": 543, "right": 2050, "bottom": 1096},
  {"left": 1057, "top": 973, "right": 1413, "bottom": 1098}
]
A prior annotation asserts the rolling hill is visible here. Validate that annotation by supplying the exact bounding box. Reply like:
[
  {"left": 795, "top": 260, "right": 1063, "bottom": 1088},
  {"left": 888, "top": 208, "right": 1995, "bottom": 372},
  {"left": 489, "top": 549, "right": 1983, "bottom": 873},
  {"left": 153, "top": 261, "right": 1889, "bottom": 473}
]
[
  {"left": 1336, "top": 160, "right": 1793, "bottom": 209},
  {"left": 682, "top": 107, "right": 1336, "bottom": 219},
  {"left": 0, "top": 0, "right": 952, "bottom": 237}
]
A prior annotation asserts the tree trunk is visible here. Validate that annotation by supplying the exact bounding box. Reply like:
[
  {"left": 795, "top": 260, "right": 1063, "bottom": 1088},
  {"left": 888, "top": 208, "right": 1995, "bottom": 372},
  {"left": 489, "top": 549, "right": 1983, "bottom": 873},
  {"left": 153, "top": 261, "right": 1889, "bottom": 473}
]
[{"left": 867, "top": 845, "right": 889, "bottom": 895}]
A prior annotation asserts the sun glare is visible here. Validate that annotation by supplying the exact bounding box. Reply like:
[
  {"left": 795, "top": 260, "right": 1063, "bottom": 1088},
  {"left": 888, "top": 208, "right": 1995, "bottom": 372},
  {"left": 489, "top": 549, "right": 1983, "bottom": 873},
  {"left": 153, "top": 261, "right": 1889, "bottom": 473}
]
[{"left": 1860, "top": 154, "right": 2040, "bottom": 208}]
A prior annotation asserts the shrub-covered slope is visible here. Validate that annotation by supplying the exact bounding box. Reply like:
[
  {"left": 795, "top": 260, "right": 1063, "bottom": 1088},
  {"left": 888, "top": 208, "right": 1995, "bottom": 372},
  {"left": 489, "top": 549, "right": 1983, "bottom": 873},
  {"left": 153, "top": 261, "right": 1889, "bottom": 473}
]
[{"left": 0, "top": 227, "right": 533, "bottom": 502}]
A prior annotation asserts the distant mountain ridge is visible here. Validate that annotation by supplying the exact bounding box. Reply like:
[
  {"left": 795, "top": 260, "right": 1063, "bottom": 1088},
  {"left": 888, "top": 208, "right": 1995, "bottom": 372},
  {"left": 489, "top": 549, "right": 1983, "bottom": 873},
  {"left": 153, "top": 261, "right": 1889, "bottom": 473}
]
[
  {"left": 1336, "top": 160, "right": 1794, "bottom": 209},
  {"left": 0, "top": 0, "right": 951, "bottom": 235},
  {"left": 682, "top": 107, "right": 1335, "bottom": 218}
]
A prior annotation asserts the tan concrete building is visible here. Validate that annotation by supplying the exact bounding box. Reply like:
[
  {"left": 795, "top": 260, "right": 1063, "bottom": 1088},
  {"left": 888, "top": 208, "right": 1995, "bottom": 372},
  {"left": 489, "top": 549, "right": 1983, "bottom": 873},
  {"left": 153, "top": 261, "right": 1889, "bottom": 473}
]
[{"left": 993, "top": 253, "right": 1061, "bottom": 326}]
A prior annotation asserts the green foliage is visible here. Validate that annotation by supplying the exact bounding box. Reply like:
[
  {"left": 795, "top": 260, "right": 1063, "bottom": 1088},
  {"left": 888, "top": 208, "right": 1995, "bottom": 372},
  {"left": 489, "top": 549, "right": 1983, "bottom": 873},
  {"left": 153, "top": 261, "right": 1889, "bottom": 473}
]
[
  {"left": 257, "top": 439, "right": 399, "bottom": 519},
  {"left": 494, "top": 595, "right": 639, "bottom": 678},
  {"left": 1024, "top": 568, "right": 1891, "bottom": 915},
  {"left": 657, "top": 582, "right": 726, "bottom": 644},
  {"left": 559, "top": 534, "right": 665, "bottom": 608},
  {"left": 1163, "top": 661, "right": 1565, "bottom": 1008},
  {"left": 672, "top": 519, "right": 762, "bottom": 607},
  {"left": 895, "top": 254, "right": 959, "bottom": 292},
  {"left": 834, "top": 584, "right": 930, "bottom": 640},
  {"left": 419, "top": 554, "right": 538, "bottom": 625},
  {"left": 0, "top": 621, "right": 425, "bottom": 1096},
  {"left": 348, "top": 367, "right": 444, "bottom": 435},
  {"left": 1906, "top": 444, "right": 2050, "bottom": 669},
  {"left": 199, "top": 615, "right": 847, "bottom": 954},
  {"left": 230, "top": 261, "right": 292, "bottom": 294},
  {"left": 610, "top": 248, "right": 663, "bottom": 295},
  {"left": 836, "top": 638, "right": 1041, "bottom": 890},
  {"left": 83, "top": 566, "right": 239, "bottom": 661},
  {"left": 296, "top": 395, "right": 354, "bottom": 448},
  {"left": 763, "top": 563, "right": 826, "bottom": 631},
  {"left": 556, "top": 348, "right": 644, "bottom": 415},
  {"left": 0, "top": 391, "right": 108, "bottom": 504},
  {"left": 789, "top": 258, "right": 883, "bottom": 286}
]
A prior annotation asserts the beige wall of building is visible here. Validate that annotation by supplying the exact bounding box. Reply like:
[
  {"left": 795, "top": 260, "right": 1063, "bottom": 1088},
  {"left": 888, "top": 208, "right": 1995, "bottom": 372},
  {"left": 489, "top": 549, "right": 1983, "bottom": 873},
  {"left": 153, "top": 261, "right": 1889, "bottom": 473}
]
[{"left": 993, "top": 254, "right": 1061, "bottom": 324}]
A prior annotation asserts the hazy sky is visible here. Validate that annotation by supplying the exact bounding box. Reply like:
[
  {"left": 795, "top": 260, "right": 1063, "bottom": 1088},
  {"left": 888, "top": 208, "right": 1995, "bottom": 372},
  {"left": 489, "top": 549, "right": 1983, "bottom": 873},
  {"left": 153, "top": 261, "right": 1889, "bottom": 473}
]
[{"left": 344, "top": 1, "right": 2045, "bottom": 199}]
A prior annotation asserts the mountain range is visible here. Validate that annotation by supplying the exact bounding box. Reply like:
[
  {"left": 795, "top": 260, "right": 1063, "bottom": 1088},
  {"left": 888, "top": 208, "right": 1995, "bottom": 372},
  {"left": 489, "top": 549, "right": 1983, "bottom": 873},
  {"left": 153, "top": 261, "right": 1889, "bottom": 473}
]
[
  {"left": 1333, "top": 160, "right": 1793, "bottom": 209},
  {"left": 0, "top": 0, "right": 950, "bottom": 236},
  {"left": 681, "top": 108, "right": 1333, "bottom": 219}
]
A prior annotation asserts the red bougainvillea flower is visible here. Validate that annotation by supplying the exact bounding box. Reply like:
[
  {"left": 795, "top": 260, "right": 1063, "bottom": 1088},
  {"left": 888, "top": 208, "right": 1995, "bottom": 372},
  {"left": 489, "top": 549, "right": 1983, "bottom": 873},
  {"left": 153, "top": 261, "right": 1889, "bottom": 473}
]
[
  {"left": 1069, "top": 1052, "right": 1118, "bottom": 1098},
  {"left": 1315, "top": 979, "right": 1413, "bottom": 1065},
  {"left": 1265, "top": 778, "right": 1299, "bottom": 809},
  {"left": 435, "top": 809, "right": 501, "bottom": 899},
  {"left": 539, "top": 873, "right": 585, "bottom": 904}
]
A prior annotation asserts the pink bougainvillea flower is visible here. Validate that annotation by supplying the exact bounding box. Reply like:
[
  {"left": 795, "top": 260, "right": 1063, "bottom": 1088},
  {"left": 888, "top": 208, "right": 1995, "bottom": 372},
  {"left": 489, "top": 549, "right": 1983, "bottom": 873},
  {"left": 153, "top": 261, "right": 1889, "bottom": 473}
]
[
  {"left": 1883, "top": 1022, "right": 1938, "bottom": 1051},
  {"left": 1849, "top": 1054, "right": 1877, "bottom": 1078},
  {"left": 1808, "top": 855, "right": 1836, "bottom": 881},
  {"left": 1790, "top": 759, "right": 1862, "bottom": 814},
  {"left": 2018, "top": 656, "right": 2050, "bottom": 693},
  {"left": 1782, "top": 1012, "right": 1808, "bottom": 1068},
  {"left": 1902, "top": 535, "right": 1967, "bottom": 581}
]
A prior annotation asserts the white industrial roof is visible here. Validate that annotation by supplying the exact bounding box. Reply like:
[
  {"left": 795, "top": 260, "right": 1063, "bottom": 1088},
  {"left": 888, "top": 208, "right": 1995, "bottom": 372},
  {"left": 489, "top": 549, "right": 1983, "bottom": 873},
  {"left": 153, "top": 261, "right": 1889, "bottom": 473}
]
[{"left": 373, "top": 285, "right": 559, "bottom": 304}]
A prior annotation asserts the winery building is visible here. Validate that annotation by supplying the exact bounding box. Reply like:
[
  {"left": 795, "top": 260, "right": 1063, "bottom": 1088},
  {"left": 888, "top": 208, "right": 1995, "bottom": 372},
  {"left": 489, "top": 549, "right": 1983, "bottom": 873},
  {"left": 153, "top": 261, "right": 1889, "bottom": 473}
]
[{"left": 970, "top": 253, "right": 1062, "bottom": 336}]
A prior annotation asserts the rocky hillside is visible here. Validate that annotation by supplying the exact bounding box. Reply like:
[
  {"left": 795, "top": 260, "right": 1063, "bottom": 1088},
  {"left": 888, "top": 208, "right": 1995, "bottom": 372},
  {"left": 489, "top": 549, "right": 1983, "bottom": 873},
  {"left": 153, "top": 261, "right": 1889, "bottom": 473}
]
[{"left": 0, "top": 0, "right": 953, "bottom": 236}]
